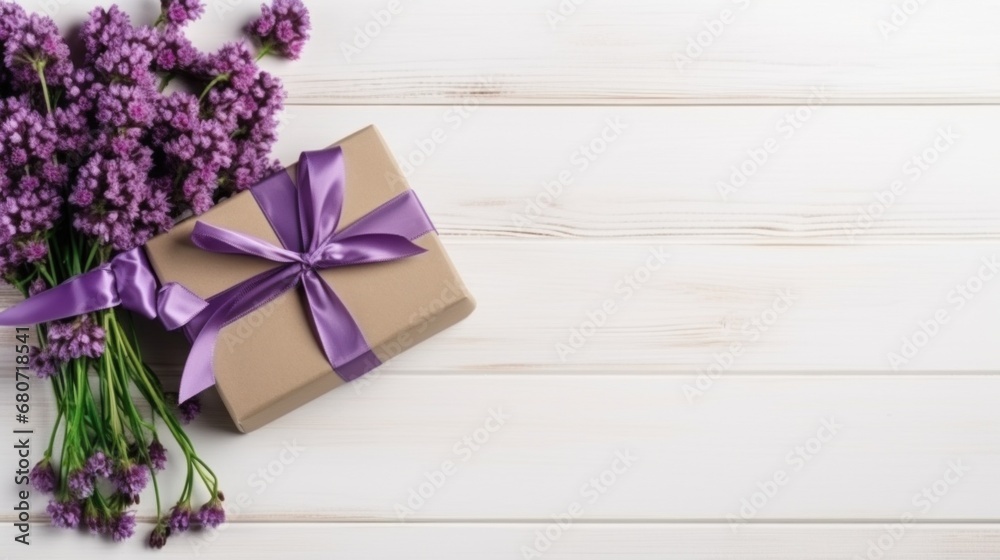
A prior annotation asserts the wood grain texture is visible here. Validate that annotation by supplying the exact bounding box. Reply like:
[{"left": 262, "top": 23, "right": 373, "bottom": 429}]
[
  {"left": 260, "top": 105, "right": 1000, "bottom": 243},
  {"left": 5, "top": 375, "right": 1000, "bottom": 521},
  {"left": 3, "top": 1, "right": 1000, "bottom": 557},
  {"left": 12, "top": 524, "right": 1000, "bottom": 559},
  {"left": 24, "top": 0, "right": 1000, "bottom": 105},
  {"left": 120, "top": 242, "right": 1000, "bottom": 373},
  {"left": 283, "top": 0, "right": 1000, "bottom": 105},
  {"left": 7, "top": 242, "right": 997, "bottom": 373}
]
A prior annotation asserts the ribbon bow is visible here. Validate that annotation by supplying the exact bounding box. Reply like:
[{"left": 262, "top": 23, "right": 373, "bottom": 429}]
[
  {"left": 0, "top": 147, "right": 435, "bottom": 403},
  {"left": 177, "top": 147, "right": 433, "bottom": 401}
]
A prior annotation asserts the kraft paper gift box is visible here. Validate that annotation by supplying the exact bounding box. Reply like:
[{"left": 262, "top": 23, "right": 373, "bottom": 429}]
[{"left": 143, "top": 126, "right": 476, "bottom": 432}]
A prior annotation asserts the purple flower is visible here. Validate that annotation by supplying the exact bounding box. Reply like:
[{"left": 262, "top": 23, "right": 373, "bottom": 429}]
[
  {"left": 85, "top": 450, "right": 113, "bottom": 478},
  {"left": 85, "top": 516, "right": 106, "bottom": 535},
  {"left": 2, "top": 11, "right": 72, "bottom": 87},
  {"left": 45, "top": 315, "right": 106, "bottom": 361},
  {"left": 168, "top": 503, "right": 192, "bottom": 533},
  {"left": 28, "top": 346, "right": 60, "bottom": 379},
  {"left": 197, "top": 41, "right": 257, "bottom": 90},
  {"left": 112, "top": 461, "right": 149, "bottom": 498},
  {"left": 0, "top": 97, "right": 61, "bottom": 175},
  {"left": 180, "top": 166, "right": 220, "bottom": 215},
  {"left": 80, "top": 5, "right": 130, "bottom": 61},
  {"left": 27, "top": 277, "right": 47, "bottom": 296},
  {"left": 0, "top": 2, "right": 28, "bottom": 41},
  {"left": 154, "top": 27, "right": 198, "bottom": 72},
  {"left": 0, "top": 1, "right": 27, "bottom": 89},
  {"left": 149, "top": 523, "right": 169, "bottom": 549},
  {"left": 80, "top": 6, "right": 157, "bottom": 87},
  {"left": 196, "top": 498, "right": 225, "bottom": 529},
  {"left": 52, "top": 69, "right": 98, "bottom": 157},
  {"left": 177, "top": 396, "right": 201, "bottom": 424},
  {"left": 29, "top": 459, "right": 56, "bottom": 493},
  {"left": 0, "top": 96, "right": 65, "bottom": 278},
  {"left": 204, "top": 70, "right": 285, "bottom": 193},
  {"left": 69, "top": 16, "right": 175, "bottom": 252},
  {"left": 0, "top": 96, "right": 59, "bottom": 168},
  {"left": 82, "top": 502, "right": 107, "bottom": 535},
  {"left": 161, "top": 0, "right": 205, "bottom": 28},
  {"left": 109, "top": 511, "right": 136, "bottom": 542},
  {"left": 46, "top": 498, "right": 82, "bottom": 529},
  {"left": 67, "top": 468, "right": 95, "bottom": 499},
  {"left": 155, "top": 92, "right": 235, "bottom": 213},
  {"left": 21, "top": 239, "right": 46, "bottom": 261},
  {"left": 148, "top": 439, "right": 168, "bottom": 471},
  {"left": 246, "top": 0, "right": 311, "bottom": 60},
  {"left": 94, "top": 83, "right": 156, "bottom": 130},
  {"left": 71, "top": 146, "right": 174, "bottom": 251}
]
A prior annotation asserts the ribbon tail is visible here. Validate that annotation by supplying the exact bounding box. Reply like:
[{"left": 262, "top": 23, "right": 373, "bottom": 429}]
[
  {"left": 191, "top": 221, "right": 303, "bottom": 263},
  {"left": 178, "top": 322, "right": 221, "bottom": 403},
  {"left": 177, "top": 297, "right": 239, "bottom": 403},
  {"left": 300, "top": 271, "right": 373, "bottom": 379},
  {"left": 178, "top": 265, "right": 301, "bottom": 402},
  {"left": 331, "top": 190, "right": 435, "bottom": 242},
  {"left": 313, "top": 234, "right": 426, "bottom": 267},
  {"left": 0, "top": 265, "right": 119, "bottom": 326}
]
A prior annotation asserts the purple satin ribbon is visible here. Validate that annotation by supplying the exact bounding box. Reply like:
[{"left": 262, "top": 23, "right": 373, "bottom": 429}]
[
  {"left": 0, "top": 146, "right": 436, "bottom": 403},
  {"left": 176, "top": 147, "right": 434, "bottom": 401},
  {"left": 0, "top": 248, "right": 208, "bottom": 331}
]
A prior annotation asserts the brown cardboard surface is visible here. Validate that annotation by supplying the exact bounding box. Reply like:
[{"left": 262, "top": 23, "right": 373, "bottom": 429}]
[{"left": 143, "top": 126, "right": 475, "bottom": 432}]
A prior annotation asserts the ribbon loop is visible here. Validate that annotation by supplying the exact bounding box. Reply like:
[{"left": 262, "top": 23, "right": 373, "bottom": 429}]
[
  {"left": 191, "top": 222, "right": 305, "bottom": 264},
  {"left": 0, "top": 248, "right": 207, "bottom": 330}
]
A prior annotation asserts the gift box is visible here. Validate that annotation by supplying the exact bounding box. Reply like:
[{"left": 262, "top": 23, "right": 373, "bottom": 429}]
[{"left": 141, "top": 125, "right": 475, "bottom": 432}]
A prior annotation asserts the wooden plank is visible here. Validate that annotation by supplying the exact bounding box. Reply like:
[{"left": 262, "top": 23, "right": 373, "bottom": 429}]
[
  {"left": 2, "top": 90, "right": 997, "bottom": 242},
  {"left": 5, "top": 375, "right": 1000, "bottom": 521},
  {"left": 6, "top": 241, "right": 1000, "bottom": 373},
  {"left": 23, "top": 0, "right": 1000, "bottom": 104},
  {"left": 12, "top": 523, "right": 1000, "bottom": 559},
  {"left": 272, "top": 105, "right": 1000, "bottom": 243}
]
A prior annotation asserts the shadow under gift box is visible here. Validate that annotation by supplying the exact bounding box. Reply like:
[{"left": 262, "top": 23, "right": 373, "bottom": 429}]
[{"left": 139, "top": 126, "right": 476, "bottom": 433}]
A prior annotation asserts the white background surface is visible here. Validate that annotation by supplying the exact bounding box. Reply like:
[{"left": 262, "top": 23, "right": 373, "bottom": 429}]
[{"left": 3, "top": 0, "right": 1000, "bottom": 558}]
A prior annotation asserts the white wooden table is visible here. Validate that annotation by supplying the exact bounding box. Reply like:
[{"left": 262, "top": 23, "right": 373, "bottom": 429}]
[{"left": 4, "top": 0, "right": 1000, "bottom": 557}]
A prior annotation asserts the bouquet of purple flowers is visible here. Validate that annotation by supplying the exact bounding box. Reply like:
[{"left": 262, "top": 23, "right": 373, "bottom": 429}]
[{"left": 0, "top": 0, "right": 310, "bottom": 548}]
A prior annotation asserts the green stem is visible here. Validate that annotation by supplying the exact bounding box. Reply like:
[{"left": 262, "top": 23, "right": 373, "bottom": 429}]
[
  {"left": 34, "top": 61, "right": 52, "bottom": 114},
  {"left": 116, "top": 319, "right": 217, "bottom": 493},
  {"left": 182, "top": 461, "right": 194, "bottom": 503},
  {"left": 100, "top": 312, "right": 126, "bottom": 457},
  {"left": 83, "top": 242, "right": 101, "bottom": 272},
  {"left": 45, "top": 409, "right": 62, "bottom": 456},
  {"left": 158, "top": 73, "right": 174, "bottom": 93},
  {"left": 36, "top": 265, "right": 56, "bottom": 287},
  {"left": 110, "top": 312, "right": 217, "bottom": 509},
  {"left": 198, "top": 74, "right": 230, "bottom": 102},
  {"left": 255, "top": 42, "right": 274, "bottom": 61},
  {"left": 150, "top": 466, "right": 163, "bottom": 518}
]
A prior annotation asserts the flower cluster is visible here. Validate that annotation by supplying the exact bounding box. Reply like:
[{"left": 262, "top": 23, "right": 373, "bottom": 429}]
[
  {"left": 2, "top": 9, "right": 72, "bottom": 88},
  {"left": 0, "top": 95, "right": 64, "bottom": 279},
  {"left": 161, "top": 0, "right": 205, "bottom": 28},
  {"left": 28, "top": 315, "right": 106, "bottom": 379},
  {"left": 247, "top": 0, "right": 312, "bottom": 60},
  {"left": 0, "top": 0, "right": 310, "bottom": 548},
  {"left": 37, "top": 449, "right": 149, "bottom": 536}
]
